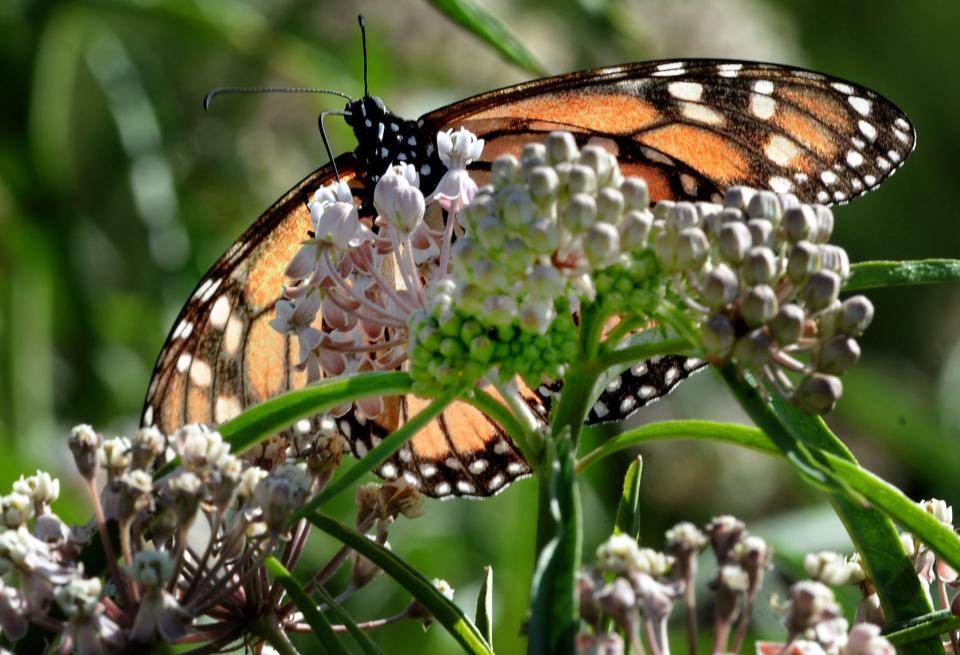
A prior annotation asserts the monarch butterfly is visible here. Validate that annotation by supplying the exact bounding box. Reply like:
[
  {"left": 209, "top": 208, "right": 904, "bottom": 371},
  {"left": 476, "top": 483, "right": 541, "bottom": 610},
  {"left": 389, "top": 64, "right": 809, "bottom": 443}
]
[{"left": 142, "top": 32, "right": 915, "bottom": 498}]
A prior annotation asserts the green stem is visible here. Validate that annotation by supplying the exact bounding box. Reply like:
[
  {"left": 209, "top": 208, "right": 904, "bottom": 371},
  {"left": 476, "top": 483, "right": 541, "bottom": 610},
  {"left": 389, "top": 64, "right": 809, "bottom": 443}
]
[
  {"left": 253, "top": 613, "right": 300, "bottom": 655},
  {"left": 719, "top": 366, "right": 942, "bottom": 654},
  {"left": 884, "top": 609, "right": 960, "bottom": 646}
]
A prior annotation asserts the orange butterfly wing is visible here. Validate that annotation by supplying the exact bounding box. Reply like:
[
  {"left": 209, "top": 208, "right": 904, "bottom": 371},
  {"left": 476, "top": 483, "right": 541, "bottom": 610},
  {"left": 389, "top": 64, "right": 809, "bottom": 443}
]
[{"left": 142, "top": 154, "right": 532, "bottom": 497}]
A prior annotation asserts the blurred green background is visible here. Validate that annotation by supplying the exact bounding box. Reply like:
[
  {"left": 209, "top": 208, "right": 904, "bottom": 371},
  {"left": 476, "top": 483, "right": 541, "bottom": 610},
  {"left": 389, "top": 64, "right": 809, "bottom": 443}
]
[{"left": 1, "top": 0, "right": 959, "bottom": 652}]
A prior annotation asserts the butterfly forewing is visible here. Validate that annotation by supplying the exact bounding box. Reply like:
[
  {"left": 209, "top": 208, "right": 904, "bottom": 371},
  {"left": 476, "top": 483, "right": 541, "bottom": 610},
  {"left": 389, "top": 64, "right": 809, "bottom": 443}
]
[{"left": 144, "top": 59, "right": 916, "bottom": 493}]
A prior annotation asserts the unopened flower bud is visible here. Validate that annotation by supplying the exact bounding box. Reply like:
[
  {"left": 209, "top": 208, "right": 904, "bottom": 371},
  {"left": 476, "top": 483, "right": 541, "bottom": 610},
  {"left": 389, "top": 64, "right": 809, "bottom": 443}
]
[
  {"left": 117, "top": 470, "right": 154, "bottom": 522},
  {"left": 130, "top": 550, "right": 175, "bottom": 589},
  {"left": 597, "top": 187, "right": 624, "bottom": 224},
  {"left": 578, "top": 146, "right": 613, "bottom": 185},
  {"left": 804, "top": 551, "right": 865, "bottom": 586},
  {"left": 56, "top": 576, "right": 102, "bottom": 620},
  {"left": 521, "top": 143, "right": 547, "bottom": 164},
  {"left": 546, "top": 131, "right": 579, "bottom": 164},
  {"left": 747, "top": 218, "right": 774, "bottom": 247},
  {"left": 817, "top": 335, "right": 861, "bottom": 375},
  {"left": 352, "top": 538, "right": 385, "bottom": 588},
  {"left": 705, "top": 515, "right": 747, "bottom": 564},
  {"left": 130, "top": 426, "right": 166, "bottom": 470},
  {"left": 675, "top": 228, "right": 709, "bottom": 270},
  {"left": 14, "top": 471, "right": 60, "bottom": 508},
  {"left": 837, "top": 296, "right": 874, "bottom": 337},
  {"left": 743, "top": 285, "right": 779, "bottom": 327},
  {"left": 527, "top": 217, "right": 561, "bottom": 255},
  {"left": 733, "top": 329, "right": 771, "bottom": 369},
  {"left": 803, "top": 270, "right": 841, "bottom": 311},
  {"left": 527, "top": 264, "right": 566, "bottom": 300},
  {"left": 621, "top": 177, "right": 650, "bottom": 210},
  {"left": 491, "top": 154, "right": 520, "bottom": 186},
  {"left": 783, "top": 206, "right": 817, "bottom": 243},
  {"left": 665, "top": 202, "right": 699, "bottom": 234},
  {"left": 746, "top": 190, "right": 782, "bottom": 223},
  {"left": 567, "top": 164, "right": 597, "bottom": 195},
  {"left": 565, "top": 193, "right": 598, "bottom": 232},
  {"left": 500, "top": 187, "right": 536, "bottom": 229},
  {"left": 792, "top": 373, "right": 843, "bottom": 415},
  {"left": 743, "top": 247, "right": 778, "bottom": 285},
  {"left": 785, "top": 581, "right": 840, "bottom": 635},
  {"left": 168, "top": 472, "right": 201, "bottom": 524},
  {"left": 654, "top": 231, "right": 678, "bottom": 272},
  {"left": 788, "top": 241, "right": 821, "bottom": 283},
  {"left": 528, "top": 166, "right": 559, "bottom": 204},
  {"left": 585, "top": 223, "right": 621, "bottom": 267},
  {"left": 723, "top": 186, "right": 755, "bottom": 211},
  {"left": 818, "top": 245, "right": 850, "bottom": 278},
  {"left": 2, "top": 493, "right": 33, "bottom": 528},
  {"left": 702, "top": 264, "right": 739, "bottom": 310},
  {"left": 389, "top": 186, "right": 426, "bottom": 234},
  {"left": 769, "top": 304, "right": 806, "bottom": 345},
  {"left": 595, "top": 578, "right": 637, "bottom": 635},
  {"left": 483, "top": 295, "right": 518, "bottom": 327},
  {"left": 69, "top": 424, "right": 101, "bottom": 480},
  {"left": 519, "top": 300, "right": 557, "bottom": 335},
  {"left": 100, "top": 437, "right": 132, "bottom": 478},
  {"left": 476, "top": 213, "right": 508, "bottom": 250},
  {"left": 620, "top": 210, "right": 653, "bottom": 251},
  {"left": 811, "top": 205, "right": 835, "bottom": 243},
  {"left": 841, "top": 622, "right": 894, "bottom": 655},
  {"left": 702, "top": 313, "right": 736, "bottom": 360},
  {"left": 717, "top": 222, "right": 752, "bottom": 264}
]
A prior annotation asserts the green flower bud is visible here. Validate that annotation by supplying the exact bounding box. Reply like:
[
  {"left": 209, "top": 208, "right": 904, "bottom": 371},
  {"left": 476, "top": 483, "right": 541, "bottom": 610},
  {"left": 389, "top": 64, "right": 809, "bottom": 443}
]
[
  {"left": 460, "top": 319, "right": 482, "bottom": 343},
  {"left": 782, "top": 206, "right": 816, "bottom": 243},
  {"left": 528, "top": 166, "right": 559, "bottom": 204},
  {"left": 723, "top": 186, "right": 755, "bottom": 211},
  {"left": 585, "top": 222, "right": 621, "bottom": 266},
  {"left": 597, "top": 187, "right": 625, "bottom": 224},
  {"left": 743, "top": 247, "right": 778, "bottom": 285},
  {"left": 491, "top": 154, "right": 520, "bottom": 186},
  {"left": 746, "top": 191, "right": 782, "bottom": 224},
  {"left": 476, "top": 213, "right": 507, "bottom": 250},
  {"left": 439, "top": 337, "right": 465, "bottom": 359},
  {"left": 482, "top": 295, "right": 517, "bottom": 327},
  {"left": 792, "top": 373, "right": 843, "bottom": 415},
  {"left": 718, "top": 222, "right": 752, "bottom": 264},
  {"left": 747, "top": 218, "right": 774, "bottom": 247},
  {"left": 702, "top": 313, "right": 736, "bottom": 360},
  {"left": 769, "top": 304, "right": 805, "bottom": 345},
  {"left": 469, "top": 335, "right": 495, "bottom": 363},
  {"left": 620, "top": 210, "right": 653, "bottom": 251},
  {"left": 621, "top": 177, "right": 650, "bottom": 210},
  {"left": 455, "top": 283, "right": 485, "bottom": 315},
  {"left": 527, "top": 264, "right": 566, "bottom": 300},
  {"left": 567, "top": 164, "right": 597, "bottom": 195},
  {"left": 733, "top": 329, "right": 771, "bottom": 369},
  {"left": 837, "top": 295, "right": 874, "bottom": 337},
  {"left": 702, "top": 264, "right": 739, "bottom": 310},
  {"left": 787, "top": 241, "right": 820, "bottom": 283},
  {"left": 546, "top": 131, "right": 579, "bottom": 164},
  {"left": 501, "top": 237, "right": 534, "bottom": 274},
  {"left": 803, "top": 270, "right": 841, "bottom": 311},
  {"left": 472, "top": 259, "right": 508, "bottom": 290},
  {"left": 564, "top": 193, "right": 597, "bottom": 232},
  {"left": 743, "top": 284, "right": 779, "bottom": 327},
  {"left": 816, "top": 335, "right": 861, "bottom": 374},
  {"left": 675, "top": 227, "right": 709, "bottom": 270}
]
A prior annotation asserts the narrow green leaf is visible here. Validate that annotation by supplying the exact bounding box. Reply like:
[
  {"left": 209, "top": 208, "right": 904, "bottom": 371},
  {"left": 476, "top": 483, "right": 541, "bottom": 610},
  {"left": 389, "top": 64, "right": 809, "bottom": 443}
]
[
  {"left": 578, "top": 419, "right": 779, "bottom": 473},
  {"left": 884, "top": 609, "right": 960, "bottom": 646},
  {"left": 307, "top": 513, "right": 494, "bottom": 655},
  {"left": 157, "top": 371, "right": 413, "bottom": 477},
  {"left": 427, "top": 0, "right": 547, "bottom": 76},
  {"left": 845, "top": 259, "right": 960, "bottom": 291},
  {"left": 475, "top": 566, "right": 494, "bottom": 648},
  {"left": 290, "top": 392, "right": 455, "bottom": 522},
  {"left": 265, "top": 556, "right": 348, "bottom": 655},
  {"left": 613, "top": 456, "right": 643, "bottom": 540},
  {"left": 820, "top": 451, "right": 960, "bottom": 574},
  {"left": 529, "top": 431, "right": 581, "bottom": 655},
  {"left": 312, "top": 583, "right": 384, "bottom": 655}
]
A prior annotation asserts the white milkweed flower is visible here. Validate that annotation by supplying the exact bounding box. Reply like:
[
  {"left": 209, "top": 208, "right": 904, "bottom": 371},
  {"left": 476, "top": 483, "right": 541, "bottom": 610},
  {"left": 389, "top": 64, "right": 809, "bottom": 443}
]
[{"left": 431, "top": 127, "right": 484, "bottom": 210}]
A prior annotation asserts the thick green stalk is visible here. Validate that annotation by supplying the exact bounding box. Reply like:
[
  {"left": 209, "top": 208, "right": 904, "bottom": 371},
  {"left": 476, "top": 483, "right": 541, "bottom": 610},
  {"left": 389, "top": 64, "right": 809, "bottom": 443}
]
[{"left": 719, "top": 366, "right": 942, "bottom": 655}]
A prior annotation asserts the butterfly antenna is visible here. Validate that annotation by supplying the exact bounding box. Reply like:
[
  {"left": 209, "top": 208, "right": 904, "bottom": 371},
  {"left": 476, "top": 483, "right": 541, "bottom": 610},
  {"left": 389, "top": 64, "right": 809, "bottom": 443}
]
[
  {"left": 358, "top": 14, "right": 369, "bottom": 97},
  {"left": 318, "top": 110, "right": 347, "bottom": 182},
  {"left": 203, "top": 86, "right": 353, "bottom": 111}
]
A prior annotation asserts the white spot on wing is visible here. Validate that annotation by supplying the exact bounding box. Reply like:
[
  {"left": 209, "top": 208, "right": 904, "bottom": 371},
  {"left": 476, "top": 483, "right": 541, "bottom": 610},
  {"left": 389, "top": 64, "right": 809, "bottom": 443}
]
[
  {"left": 176, "top": 354, "right": 192, "bottom": 373},
  {"left": 668, "top": 81, "right": 703, "bottom": 101},
  {"left": 456, "top": 481, "right": 475, "bottom": 494},
  {"left": 846, "top": 150, "right": 864, "bottom": 167},
  {"left": 765, "top": 135, "right": 799, "bottom": 166},
  {"left": 769, "top": 176, "right": 793, "bottom": 193},
  {"left": 753, "top": 80, "right": 775, "bottom": 95},
  {"left": 488, "top": 474, "right": 505, "bottom": 491},
  {"left": 214, "top": 395, "right": 242, "bottom": 422},
  {"left": 750, "top": 93, "right": 776, "bottom": 119},
  {"left": 681, "top": 102, "right": 723, "bottom": 125},
  {"left": 820, "top": 170, "right": 837, "bottom": 185},
  {"left": 717, "top": 63, "right": 742, "bottom": 77},
  {"left": 190, "top": 359, "right": 212, "bottom": 387},
  {"left": 507, "top": 462, "right": 526, "bottom": 475},
  {"left": 210, "top": 295, "right": 231, "bottom": 328},
  {"left": 420, "top": 463, "right": 437, "bottom": 477},
  {"left": 435, "top": 482, "right": 451, "bottom": 496},
  {"left": 848, "top": 96, "right": 872, "bottom": 116},
  {"left": 469, "top": 459, "right": 488, "bottom": 474},
  {"left": 858, "top": 120, "right": 877, "bottom": 141},
  {"left": 831, "top": 82, "right": 854, "bottom": 94}
]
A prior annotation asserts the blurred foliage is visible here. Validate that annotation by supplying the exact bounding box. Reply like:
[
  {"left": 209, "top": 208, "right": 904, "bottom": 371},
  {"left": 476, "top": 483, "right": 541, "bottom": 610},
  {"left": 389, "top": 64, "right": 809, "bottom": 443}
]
[{"left": 1, "top": 0, "right": 958, "bottom": 652}]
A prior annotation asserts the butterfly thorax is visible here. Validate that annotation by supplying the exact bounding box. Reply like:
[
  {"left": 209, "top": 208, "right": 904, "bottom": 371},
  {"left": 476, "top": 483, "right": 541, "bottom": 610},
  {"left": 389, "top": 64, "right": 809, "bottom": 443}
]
[{"left": 344, "top": 96, "right": 446, "bottom": 204}]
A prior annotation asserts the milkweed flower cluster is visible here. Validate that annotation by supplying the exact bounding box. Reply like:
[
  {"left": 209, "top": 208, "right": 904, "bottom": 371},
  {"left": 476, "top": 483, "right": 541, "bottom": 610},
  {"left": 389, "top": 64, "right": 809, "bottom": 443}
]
[
  {"left": 0, "top": 422, "right": 432, "bottom": 653},
  {"left": 652, "top": 188, "right": 873, "bottom": 414},
  {"left": 579, "top": 516, "right": 895, "bottom": 655}
]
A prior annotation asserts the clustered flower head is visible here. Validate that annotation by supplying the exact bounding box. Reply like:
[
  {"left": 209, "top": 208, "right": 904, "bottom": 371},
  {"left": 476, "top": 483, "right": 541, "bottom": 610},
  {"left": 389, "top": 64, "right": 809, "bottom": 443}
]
[
  {"left": 652, "top": 187, "right": 874, "bottom": 414},
  {"left": 409, "top": 131, "right": 664, "bottom": 395},
  {"left": 578, "top": 515, "right": 899, "bottom": 655},
  {"left": 0, "top": 421, "right": 431, "bottom": 653}
]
